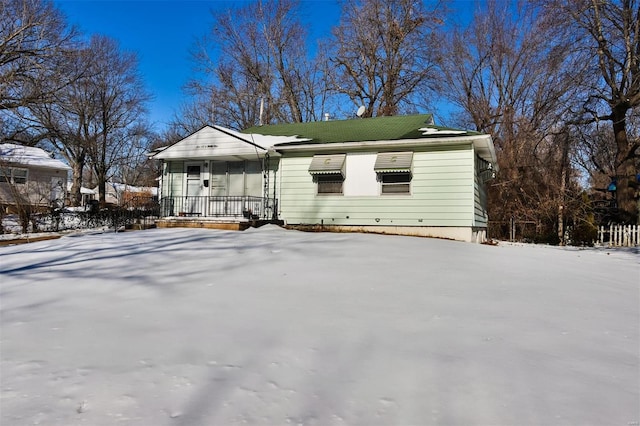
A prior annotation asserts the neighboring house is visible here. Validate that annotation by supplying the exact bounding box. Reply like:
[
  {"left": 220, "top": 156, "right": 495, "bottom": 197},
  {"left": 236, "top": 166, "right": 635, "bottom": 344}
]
[
  {"left": 151, "top": 114, "right": 497, "bottom": 242},
  {"left": 0, "top": 143, "right": 70, "bottom": 212},
  {"left": 91, "top": 182, "right": 158, "bottom": 206}
]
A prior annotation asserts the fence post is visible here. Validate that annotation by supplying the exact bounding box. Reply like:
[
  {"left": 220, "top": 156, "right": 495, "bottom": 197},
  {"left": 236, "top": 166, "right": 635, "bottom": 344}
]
[
  {"left": 510, "top": 217, "right": 515, "bottom": 242},
  {"left": 623, "top": 226, "right": 629, "bottom": 247},
  {"left": 598, "top": 226, "right": 603, "bottom": 245},
  {"left": 612, "top": 224, "right": 616, "bottom": 246}
]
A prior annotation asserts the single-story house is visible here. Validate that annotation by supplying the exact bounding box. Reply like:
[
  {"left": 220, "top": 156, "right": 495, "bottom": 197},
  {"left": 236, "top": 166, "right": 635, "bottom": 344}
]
[
  {"left": 151, "top": 114, "right": 497, "bottom": 242},
  {"left": 0, "top": 143, "right": 70, "bottom": 212}
]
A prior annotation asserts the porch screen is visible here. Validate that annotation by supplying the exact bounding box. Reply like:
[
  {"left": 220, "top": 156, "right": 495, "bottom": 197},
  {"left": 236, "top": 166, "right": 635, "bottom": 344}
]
[
  {"left": 374, "top": 152, "right": 413, "bottom": 173},
  {"left": 308, "top": 154, "right": 346, "bottom": 176}
]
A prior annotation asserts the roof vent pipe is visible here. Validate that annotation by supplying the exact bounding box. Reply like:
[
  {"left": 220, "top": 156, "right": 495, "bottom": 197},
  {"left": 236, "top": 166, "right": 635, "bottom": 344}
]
[{"left": 259, "top": 97, "right": 265, "bottom": 126}]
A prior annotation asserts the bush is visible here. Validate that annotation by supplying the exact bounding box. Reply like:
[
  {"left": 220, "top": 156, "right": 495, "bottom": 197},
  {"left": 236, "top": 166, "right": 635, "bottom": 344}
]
[
  {"left": 533, "top": 231, "right": 560, "bottom": 245},
  {"left": 570, "top": 220, "right": 598, "bottom": 246}
]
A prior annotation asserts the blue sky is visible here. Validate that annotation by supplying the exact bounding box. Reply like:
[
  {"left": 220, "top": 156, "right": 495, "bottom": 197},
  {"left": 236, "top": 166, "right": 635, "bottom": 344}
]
[
  {"left": 55, "top": 0, "right": 343, "bottom": 132},
  {"left": 55, "top": 1, "right": 474, "bottom": 133}
]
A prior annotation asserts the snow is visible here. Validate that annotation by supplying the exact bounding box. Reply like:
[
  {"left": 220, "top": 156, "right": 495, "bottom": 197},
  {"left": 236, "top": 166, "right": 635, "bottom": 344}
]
[
  {"left": 0, "top": 213, "right": 111, "bottom": 237},
  {"left": 66, "top": 183, "right": 95, "bottom": 195},
  {"left": 211, "top": 125, "right": 311, "bottom": 148},
  {"left": 0, "top": 143, "right": 71, "bottom": 170},
  {"left": 102, "top": 182, "right": 158, "bottom": 196},
  {"left": 419, "top": 127, "right": 467, "bottom": 136},
  {"left": 1, "top": 227, "right": 638, "bottom": 425}
]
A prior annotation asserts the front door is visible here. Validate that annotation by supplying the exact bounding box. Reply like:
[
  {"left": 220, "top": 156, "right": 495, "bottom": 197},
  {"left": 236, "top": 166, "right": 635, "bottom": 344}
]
[{"left": 185, "top": 162, "right": 204, "bottom": 213}]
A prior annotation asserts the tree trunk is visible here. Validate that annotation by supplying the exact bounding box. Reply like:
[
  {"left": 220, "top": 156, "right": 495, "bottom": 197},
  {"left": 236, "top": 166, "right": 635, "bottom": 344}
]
[
  {"left": 70, "top": 161, "right": 83, "bottom": 207},
  {"left": 557, "top": 132, "right": 571, "bottom": 245},
  {"left": 612, "top": 107, "right": 638, "bottom": 224},
  {"left": 98, "top": 175, "right": 106, "bottom": 207}
]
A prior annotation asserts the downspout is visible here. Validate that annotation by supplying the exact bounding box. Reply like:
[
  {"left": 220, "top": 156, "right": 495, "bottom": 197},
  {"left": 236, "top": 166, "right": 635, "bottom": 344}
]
[
  {"left": 272, "top": 157, "right": 277, "bottom": 220},
  {"left": 263, "top": 152, "right": 269, "bottom": 220}
]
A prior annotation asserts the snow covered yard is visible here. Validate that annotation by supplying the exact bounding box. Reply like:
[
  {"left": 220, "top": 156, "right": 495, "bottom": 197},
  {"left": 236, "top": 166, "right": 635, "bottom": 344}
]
[{"left": 1, "top": 227, "right": 638, "bottom": 426}]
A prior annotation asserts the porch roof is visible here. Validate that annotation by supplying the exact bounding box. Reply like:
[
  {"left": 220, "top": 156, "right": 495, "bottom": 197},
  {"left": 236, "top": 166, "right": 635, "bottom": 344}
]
[{"left": 152, "top": 125, "right": 304, "bottom": 161}]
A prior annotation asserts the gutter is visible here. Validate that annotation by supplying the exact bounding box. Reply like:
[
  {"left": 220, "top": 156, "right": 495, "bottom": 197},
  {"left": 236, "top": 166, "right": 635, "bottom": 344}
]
[{"left": 273, "top": 134, "right": 497, "bottom": 164}]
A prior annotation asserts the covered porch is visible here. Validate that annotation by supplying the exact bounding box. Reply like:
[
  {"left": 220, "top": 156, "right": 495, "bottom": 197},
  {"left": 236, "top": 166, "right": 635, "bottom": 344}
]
[
  {"left": 159, "top": 195, "right": 277, "bottom": 220},
  {"left": 151, "top": 125, "right": 285, "bottom": 230}
]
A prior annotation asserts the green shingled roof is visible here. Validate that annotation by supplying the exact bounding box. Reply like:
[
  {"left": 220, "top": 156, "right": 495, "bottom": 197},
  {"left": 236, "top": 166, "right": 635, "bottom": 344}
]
[{"left": 242, "top": 114, "right": 476, "bottom": 144}]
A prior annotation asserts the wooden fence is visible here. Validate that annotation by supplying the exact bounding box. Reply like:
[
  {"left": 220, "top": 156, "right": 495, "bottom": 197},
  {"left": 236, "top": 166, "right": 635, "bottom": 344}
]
[{"left": 597, "top": 224, "right": 640, "bottom": 247}]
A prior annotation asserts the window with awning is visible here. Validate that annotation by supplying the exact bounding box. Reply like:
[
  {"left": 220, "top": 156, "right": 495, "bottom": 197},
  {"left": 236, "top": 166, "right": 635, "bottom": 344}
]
[
  {"left": 373, "top": 152, "right": 413, "bottom": 173},
  {"left": 374, "top": 152, "right": 413, "bottom": 194},
  {"left": 308, "top": 154, "right": 346, "bottom": 176}
]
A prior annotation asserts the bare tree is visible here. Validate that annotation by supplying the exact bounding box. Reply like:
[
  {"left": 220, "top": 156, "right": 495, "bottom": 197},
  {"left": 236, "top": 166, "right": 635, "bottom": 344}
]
[
  {"left": 439, "top": 0, "right": 585, "bottom": 242},
  {"left": 0, "top": 0, "right": 79, "bottom": 111},
  {"left": 541, "top": 0, "right": 640, "bottom": 223},
  {"left": 22, "top": 36, "right": 150, "bottom": 206},
  {"left": 0, "top": 0, "right": 83, "bottom": 149},
  {"left": 82, "top": 36, "right": 151, "bottom": 206},
  {"left": 329, "top": 0, "right": 444, "bottom": 117},
  {"left": 21, "top": 46, "right": 94, "bottom": 206},
  {"left": 187, "top": 0, "right": 326, "bottom": 129}
]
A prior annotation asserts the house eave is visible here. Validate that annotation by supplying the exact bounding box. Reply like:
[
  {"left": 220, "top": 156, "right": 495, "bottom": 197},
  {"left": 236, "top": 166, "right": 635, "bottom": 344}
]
[
  {"left": 274, "top": 134, "right": 497, "bottom": 163},
  {"left": 152, "top": 152, "right": 270, "bottom": 162},
  {"left": 2, "top": 160, "right": 71, "bottom": 172}
]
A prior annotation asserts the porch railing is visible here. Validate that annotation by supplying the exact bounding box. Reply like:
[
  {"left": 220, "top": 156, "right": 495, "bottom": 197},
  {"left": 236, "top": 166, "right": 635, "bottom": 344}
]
[{"left": 159, "top": 196, "right": 277, "bottom": 220}]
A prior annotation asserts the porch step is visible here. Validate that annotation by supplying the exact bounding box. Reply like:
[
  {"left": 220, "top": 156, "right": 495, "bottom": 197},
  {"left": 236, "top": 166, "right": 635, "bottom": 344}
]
[{"left": 156, "top": 218, "right": 283, "bottom": 231}]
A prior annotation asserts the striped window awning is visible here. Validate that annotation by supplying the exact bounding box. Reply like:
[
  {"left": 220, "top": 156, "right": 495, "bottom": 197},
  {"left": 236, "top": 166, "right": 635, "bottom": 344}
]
[
  {"left": 308, "top": 154, "right": 346, "bottom": 175},
  {"left": 374, "top": 152, "right": 413, "bottom": 173}
]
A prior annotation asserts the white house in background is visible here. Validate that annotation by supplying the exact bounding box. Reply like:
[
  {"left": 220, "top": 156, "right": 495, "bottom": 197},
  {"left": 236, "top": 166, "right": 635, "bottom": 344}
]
[
  {"left": 0, "top": 143, "right": 70, "bottom": 212},
  {"left": 66, "top": 183, "right": 96, "bottom": 208},
  {"left": 151, "top": 114, "right": 497, "bottom": 242}
]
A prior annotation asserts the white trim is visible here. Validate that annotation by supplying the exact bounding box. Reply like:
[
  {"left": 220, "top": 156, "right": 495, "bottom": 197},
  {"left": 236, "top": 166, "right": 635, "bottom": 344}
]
[{"left": 274, "top": 134, "right": 497, "bottom": 164}]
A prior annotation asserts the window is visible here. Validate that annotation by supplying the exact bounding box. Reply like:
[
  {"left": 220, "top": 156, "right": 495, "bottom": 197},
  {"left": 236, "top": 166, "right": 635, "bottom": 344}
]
[
  {"left": 12, "top": 168, "right": 27, "bottom": 184},
  {"left": 316, "top": 174, "right": 344, "bottom": 195},
  {"left": 476, "top": 156, "right": 495, "bottom": 183},
  {"left": 374, "top": 152, "right": 412, "bottom": 195},
  {"left": 380, "top": 172, "right": 411, "bottom": 194},
  {"left": 0, "top": 167, "right": 28, "bottom": 184},
  {"left": 186, "top": 165, "right": 200, "bottom": 178},
  {"left": 309, "top": 154, "right": 346, "bottom": 196}
]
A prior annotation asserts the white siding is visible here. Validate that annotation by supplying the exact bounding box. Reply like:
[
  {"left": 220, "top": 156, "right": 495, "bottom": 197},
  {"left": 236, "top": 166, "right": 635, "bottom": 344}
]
[
  {"left": 344, "top": 153, "right": 378, "bottom": 196},
  {"left": 155, "top": 126, "right": 266, "bottom": 160}
]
